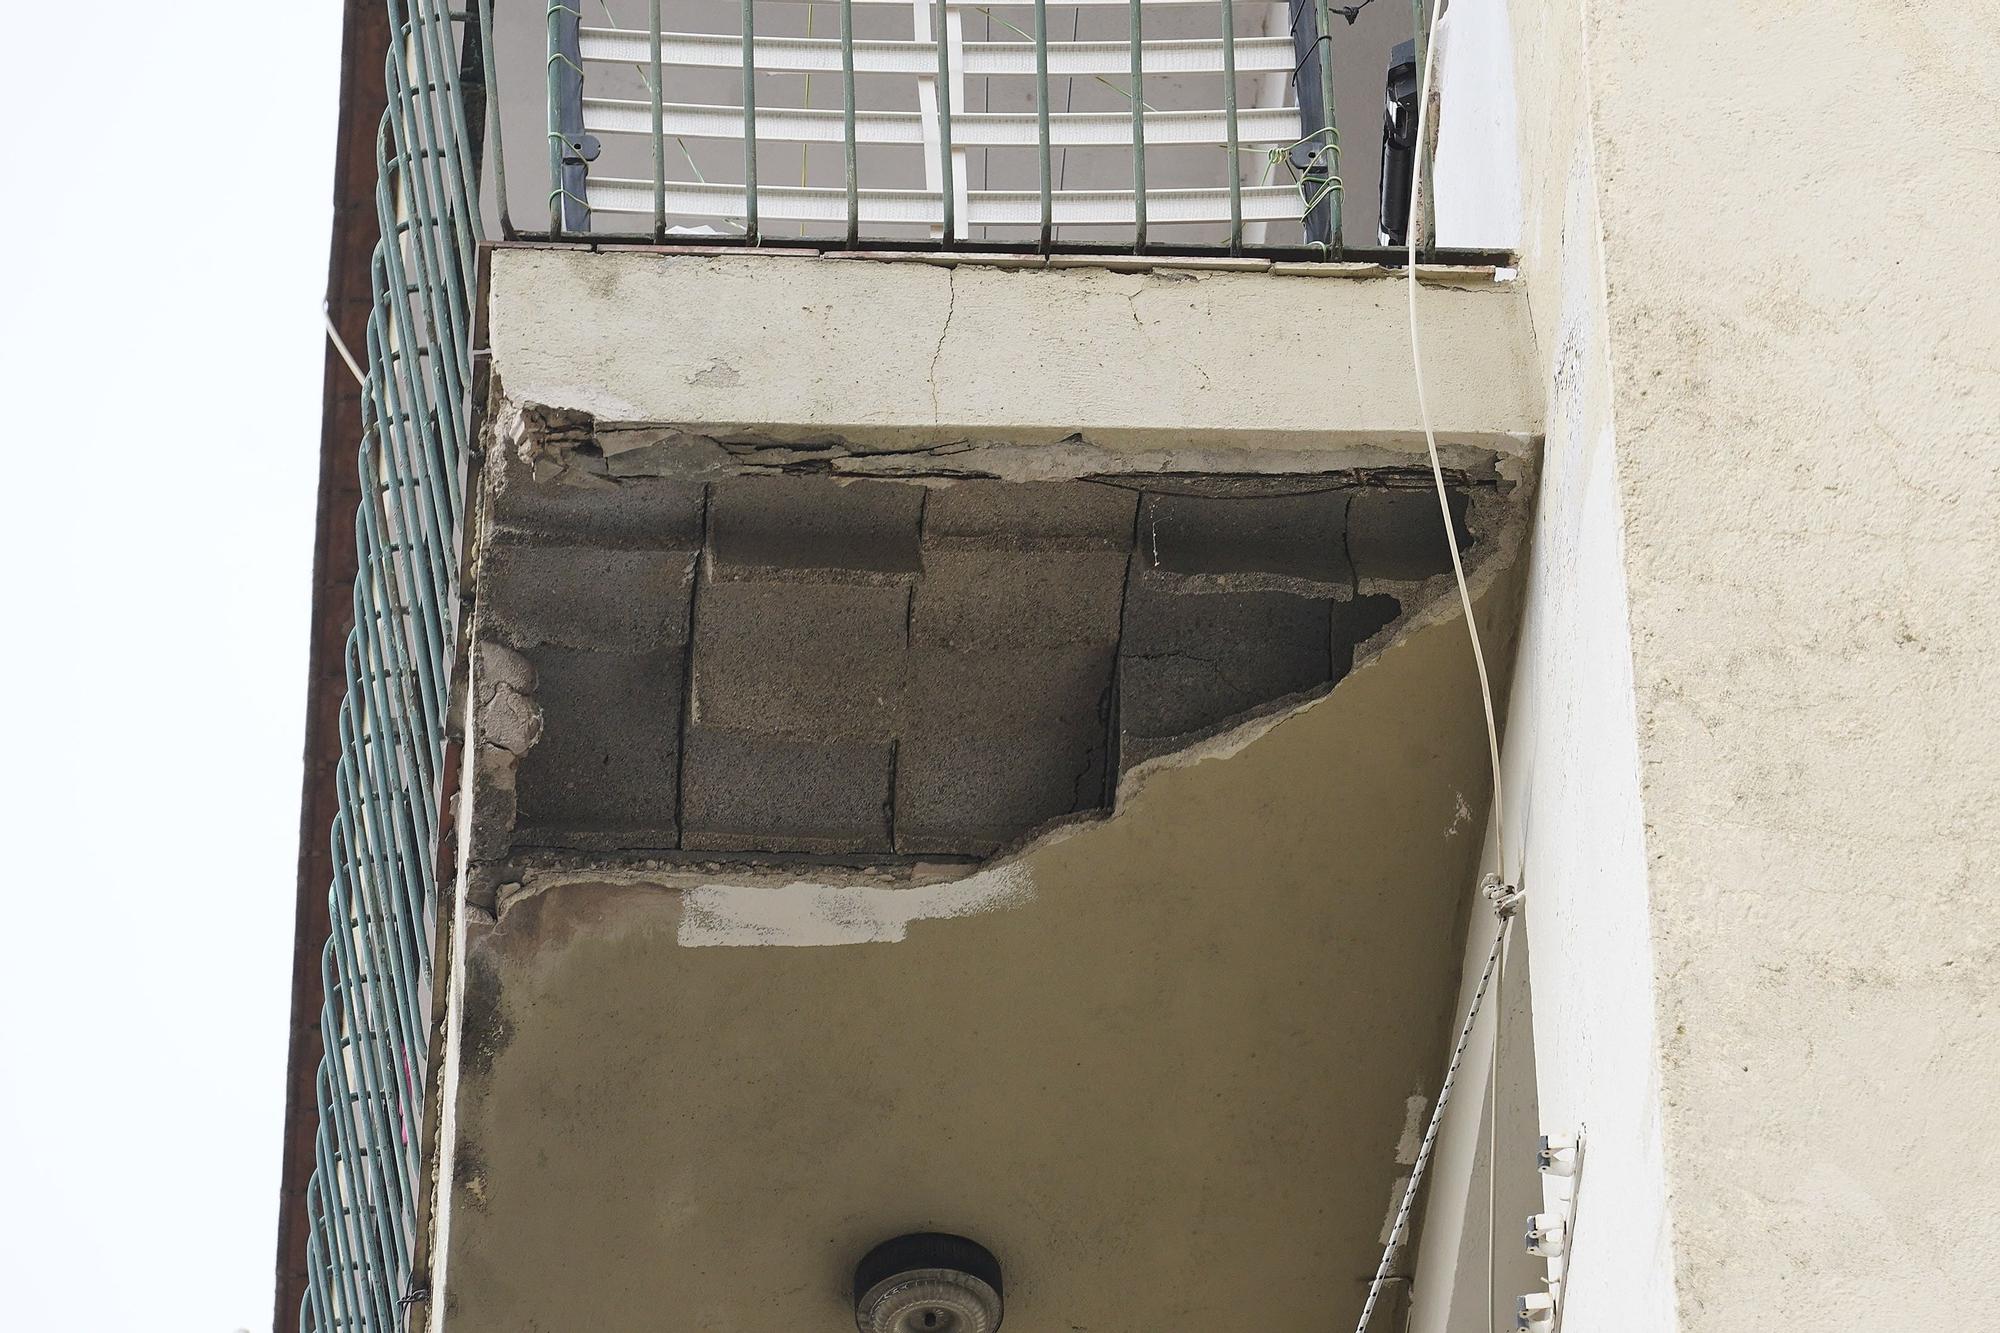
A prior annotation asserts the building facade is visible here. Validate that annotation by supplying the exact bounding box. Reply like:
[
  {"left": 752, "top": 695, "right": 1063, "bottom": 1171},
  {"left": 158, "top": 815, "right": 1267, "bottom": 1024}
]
[{"left": 276, "top": 0, "right": 2000, "bottom": 1329}]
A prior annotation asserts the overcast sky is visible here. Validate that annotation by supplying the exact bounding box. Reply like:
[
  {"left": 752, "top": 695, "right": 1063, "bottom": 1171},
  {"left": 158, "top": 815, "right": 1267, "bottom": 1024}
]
[{"left": 0, "top": 3, "right": 341, "bottom": 1329}]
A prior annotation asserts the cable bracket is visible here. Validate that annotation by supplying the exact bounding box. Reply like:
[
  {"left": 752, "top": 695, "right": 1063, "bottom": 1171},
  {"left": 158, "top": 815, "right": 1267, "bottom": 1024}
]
[{"left": 1483, "top": 872, "right": 1524, "bottom": 920}]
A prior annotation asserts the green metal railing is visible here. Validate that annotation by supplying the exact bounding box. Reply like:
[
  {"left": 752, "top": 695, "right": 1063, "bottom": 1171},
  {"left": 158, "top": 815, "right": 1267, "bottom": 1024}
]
[
  {"left": 542, "top": 0, "right": 1441, "bottom": 254},
  {"left": 299, "top": 1, "right": 482, "bottom": 1328}
]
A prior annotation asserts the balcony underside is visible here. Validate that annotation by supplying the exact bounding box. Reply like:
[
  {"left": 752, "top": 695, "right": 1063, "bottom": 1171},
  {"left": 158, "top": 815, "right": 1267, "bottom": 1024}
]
[{"left": 419, "top": 245, "right": 1536, "bottom": 1331}]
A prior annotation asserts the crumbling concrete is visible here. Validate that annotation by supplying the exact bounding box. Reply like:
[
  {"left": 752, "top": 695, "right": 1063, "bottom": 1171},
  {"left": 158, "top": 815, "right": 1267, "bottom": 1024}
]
[{"left": 465, "top": 419, "right": 1519, "bottom": 867}]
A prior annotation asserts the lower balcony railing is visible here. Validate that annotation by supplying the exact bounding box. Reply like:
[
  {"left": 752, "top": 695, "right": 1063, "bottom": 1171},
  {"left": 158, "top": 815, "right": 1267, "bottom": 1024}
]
[{"left": 535, "top": 0, "right": 1439, "bottom": 254}]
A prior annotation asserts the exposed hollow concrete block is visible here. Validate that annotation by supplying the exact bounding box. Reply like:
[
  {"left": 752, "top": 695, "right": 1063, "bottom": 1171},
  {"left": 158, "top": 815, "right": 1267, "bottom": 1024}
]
[
  {"left": 708, "top": 476, "right": 923, "bottom": 576},
  {"left": 490, "top": 448, "right": 706, "bottom": 547},
  {"left": 1348, "top": 488, "right": 1473, "bottom": 581},
  {"left": 688, "top": 581, "right": 910, "bottom": 741},
  {"left": 482, "top": 542, "right": 696, "bottom": 653},
  {"left": 908, "top": 548, "right": 1128, "bottom": 652},
  {"left": 896, "top": 645, "right": 1116, "bottom": 855},
  {"left": 680, "top": 728, "right": 895, "bottom": 855},
  {"left": 1139, "top": 489, "right": 1353, "bottom": 588},
  {"left": 1116, "top": 579, "right": 1336, "bottom": 750},
  {"left": 512, "top": 645, "right": 685, "bottom": 844},
  {"left": 1332, "top": 593, "right": 1407, "bottom": 676},
  {"left": 922, "top": 479, "right": 1138, "bottom": 549}
]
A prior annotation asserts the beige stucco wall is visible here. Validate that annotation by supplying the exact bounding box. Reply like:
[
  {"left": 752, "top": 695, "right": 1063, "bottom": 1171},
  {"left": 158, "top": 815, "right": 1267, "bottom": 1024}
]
[
  {"left": 1420, "top": 0, "right": 2000, "bottom": 1327},
  {"left": 1594, "top": 0, "right": 2000, "bottom": 1324}
]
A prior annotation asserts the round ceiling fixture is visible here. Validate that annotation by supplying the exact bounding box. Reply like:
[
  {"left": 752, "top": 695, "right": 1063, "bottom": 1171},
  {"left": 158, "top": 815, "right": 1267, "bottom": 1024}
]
[{"left": 853, "top": 1233, "right": 1004, "bottom": 1333}]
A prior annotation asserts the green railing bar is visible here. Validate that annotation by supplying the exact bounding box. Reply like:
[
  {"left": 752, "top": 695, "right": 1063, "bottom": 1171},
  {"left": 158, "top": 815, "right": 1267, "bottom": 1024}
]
[
  {"left": 840, "top": 0, "right": 858, "bottom": 244},
  {"left": 477, "top": 0, "right": 512, "bottom": 236},
  {"left": 547, "top": 1, "right": 589, "bottom": 234},
  {"left": 1219, "top": 0, "right": 1241, "bottom": 254},
  {"left": 365, "top": 230, "right": 450, "bottom": 761},
  {"left": 336, "top": 574, "right": 433, "bottom": 990},
  {"left": 365, "top": 226, "right": 459, "bottom": 623},
  {"left": 1128, "top": 0, "right": 1146, "bottom": 250},
  {"left": 1316, "top": 0, "right": 1339, "bottom": 248},
  {"left": 312, "top": 1049, "right": 396, "bottom": 1330},
  {"left": 741, "top": 0, "right": 761, "bottom": 240},
  {"left": 651, "top": 0, "right": 666, "bottom": 240},
  {"left": 933, "top": 0, "right": 955, "bottom": 241},
  {"left": 380, "top": 22, "right": 472, "bottom": 420},
  {"left": 1033, "top": 0, "right": 1051, "bottom": 249},
  {"left": 548, "top": 1, "right": 564, "bottom": 234},
  {"left": 335, "top": 623, "right": 427, "bottom": 1072},
  {"left": 310, "top": 1066, "right": 385, "bottom": 1330},
  {"left": 322, "top": 869, "right": 416, "bottom": 1226},
  {"left": 413, "top": 0, "right": 481, "bottom": 276},
  {"left": 396, "top": 0, "right": 471, "bottom": 281},
  {"left": 366, "top": 258, "right": 457, "bottom": 623}
]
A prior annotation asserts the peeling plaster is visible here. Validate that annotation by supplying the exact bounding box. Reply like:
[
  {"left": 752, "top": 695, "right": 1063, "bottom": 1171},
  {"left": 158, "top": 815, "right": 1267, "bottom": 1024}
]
[
  {"left": 498, "top": 392, "right": 1527, "bottom": 487},
  {"left": 677, "top": 860, "right": 1035, "bottom": 947}
]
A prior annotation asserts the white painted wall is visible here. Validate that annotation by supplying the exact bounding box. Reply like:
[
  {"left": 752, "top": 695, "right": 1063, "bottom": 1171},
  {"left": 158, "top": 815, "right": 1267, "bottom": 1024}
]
[
  {"left": 1433, "top": 0, "right": 1524, "bottom": 252},
  {"left": 1410, "top": 128, "right": 1677, "bottom": 1333},
  {"left": 1587, "top": 0, "right": 2000, "bottom": 1324}
]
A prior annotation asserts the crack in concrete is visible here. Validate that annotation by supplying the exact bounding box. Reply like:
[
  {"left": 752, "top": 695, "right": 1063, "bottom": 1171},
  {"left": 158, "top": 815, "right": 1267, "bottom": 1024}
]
[
  {"left": 929, "top": 266, "right": 958, "bottom": 425},
  {"left": 1126, "top": 285, "right": 1215, "bottom": 393},
  {"left": 672, "top": 486, "right": 712, "bottom": 849}
]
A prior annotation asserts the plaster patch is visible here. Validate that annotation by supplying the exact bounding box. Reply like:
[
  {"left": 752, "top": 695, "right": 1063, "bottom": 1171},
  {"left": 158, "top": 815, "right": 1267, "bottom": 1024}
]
[
  {"left": 677, "top": 861, "right": 1035, "bottom": 947},
  {"left": 1396, "top": 1094, "right": 1429, "bottom": 1165},
  {"left": 1380, "top": 1173, "right": 1414, "bottom": 1244}
]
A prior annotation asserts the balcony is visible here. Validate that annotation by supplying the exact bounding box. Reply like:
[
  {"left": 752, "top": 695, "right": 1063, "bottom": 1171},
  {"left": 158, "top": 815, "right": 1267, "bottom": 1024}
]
[{"left": 287, "top": 3, "right": 1532, "bottom": 1330}]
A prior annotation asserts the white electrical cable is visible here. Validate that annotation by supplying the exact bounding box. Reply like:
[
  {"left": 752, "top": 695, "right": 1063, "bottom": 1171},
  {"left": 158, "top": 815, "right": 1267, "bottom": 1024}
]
[
  {"left": 1403, "top": 5, "right": 1507, "bottom": 885},
  {"left": 1352, "top": 4, "right": 1520, "bottom": 1328},
  {"left": 1398, "top": 8, "right": 1519, "bottom": 1330}
]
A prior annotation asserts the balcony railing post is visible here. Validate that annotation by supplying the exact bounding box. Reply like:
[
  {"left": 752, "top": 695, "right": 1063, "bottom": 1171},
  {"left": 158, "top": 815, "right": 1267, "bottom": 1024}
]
[
  {"left": 476, "top": 0, "right": 513, "bottom": 237},
  {"left": 1220, "top": 0, "right": 1242, "bottom": 254},
  {"left": 1318, "top": 0, "right": 1339, "bottom": 248},
  {"left": 651, "top": 0, "right": 666, "bottom": 241},
  {"left": 1034, "top": 0, "right": 1052, "bottom": 250},
  {"left": 1128, "top": 0, "right": 1147, "bottom": 250},
  {"left": 742, "top": 0, "right": 761, "bottom": 240},
  {"left": 933, "top": 0, "right": 956, "bottom": 242},
  {"left": 840, "top": 0, "right": 859, "bottom": 245},
  {"left": 547, "top": 0, "right": 590, "bottom": 234}
]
